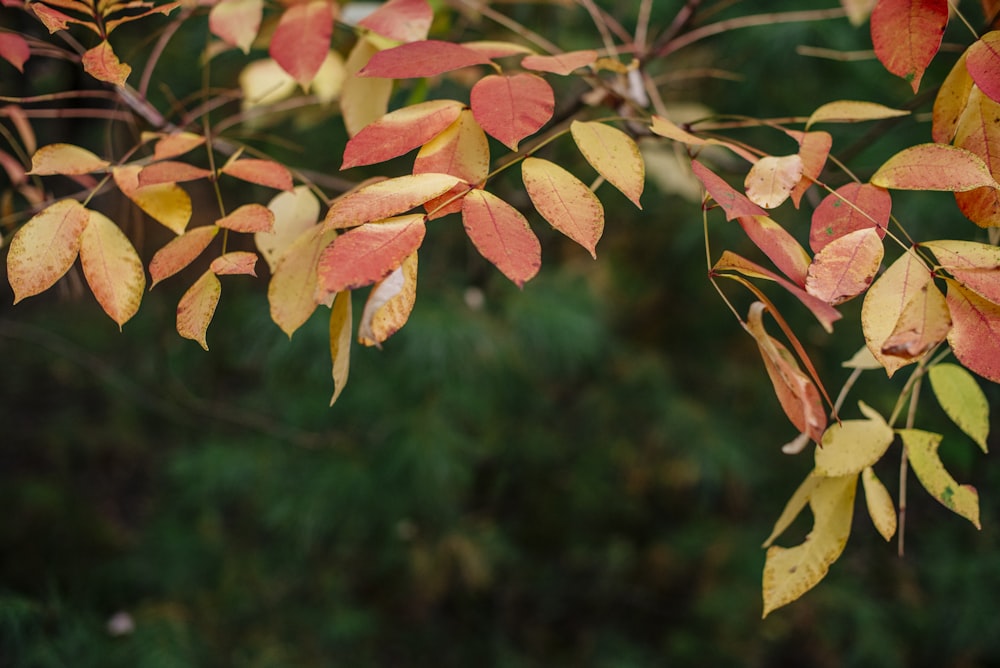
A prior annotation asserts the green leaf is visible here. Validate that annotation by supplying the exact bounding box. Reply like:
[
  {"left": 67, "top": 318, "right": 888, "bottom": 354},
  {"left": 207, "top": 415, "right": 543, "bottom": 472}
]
[
  {"left": 928, "top": 363, "right": 990, "bottom": 453},
  {"left": 898, "top": 429, "right": 981, "bottom": 529}
]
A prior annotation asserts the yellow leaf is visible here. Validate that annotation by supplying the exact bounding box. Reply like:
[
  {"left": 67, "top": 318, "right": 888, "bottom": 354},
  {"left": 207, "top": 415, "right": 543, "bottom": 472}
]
[
  {"left": 6, "top": 199, "right": 89, "bottom": 303},
  {"left": 762, "top": 474, "right": 857, "bottom": 617},
  {"left": 814, "top": 401, "right": 894, "bottom": 477},
  {"left": 176, "top": 270, "right": 222, "bottom": 351},
  {"left": 323, "top": 173, "right": 460, "bottom": 230},
  {"left": 522, "top": 157, "right": 604, "bottom": 258},
  {"left": 879, "top": 279, "right": 951, "bottom": 360},
  {"left": 763, "top": 471, "right": 821, "bottom": 548},
  {"left": 239, "top": 58, "right": 298, "bottom": 108},
  {"left": 932, "top": 50, "right": 973, "bottom": 144},
  {"left": 79, "top": 210, "right": 146, "bottom": 328},
  {"left": 256, "top": 185, "right": 321, "bottom": 271},
  {"left": 29, "top": 143, "right": 110, "bottom": 176},
  {"left": 341, "top": 37, "right": 393, "bottom": 137},
  {"left": 744, "top": 154, "right": 803, "bottom": 209},
  {"left": 113, "top": 165, "right": 192, "bottom": 235},
  {"left": 861, "top": 250, "right": 932, "bottom": 376},
  {"left": 267, "top": 224, "right": 337, "bottom": 337},
  {"left": 805, "top": 100, "right": 909, "bottom": 129},
  {"left": 862, "top": 466, "right": 896, "bottom": 541},
  {"left": 870, "top": 143, "right": 998, "bottom": 192},
  {"left": 899, "top": 429, "right": 981, "bottom": 528},
  {"left": 928, "top": 363, "right": 990, "bottom": 453},
  {"left": 329, "top": 290, "right": 352, "bottom": 406},
  {"left": 357, "top": 251, "right": 417, "bottom": 347},
  {"left": 570, "top": 120, "right": 644, "bottom": 208}
]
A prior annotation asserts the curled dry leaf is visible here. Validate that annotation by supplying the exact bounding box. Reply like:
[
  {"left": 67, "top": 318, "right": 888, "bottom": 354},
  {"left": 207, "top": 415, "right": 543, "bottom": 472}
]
[{"left": 358, "top": 252, "right": 418, "bottom": 347}]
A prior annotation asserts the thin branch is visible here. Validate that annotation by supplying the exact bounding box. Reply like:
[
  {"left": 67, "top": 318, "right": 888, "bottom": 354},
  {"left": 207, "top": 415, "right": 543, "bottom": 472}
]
[
  {"left": 446, "top": 0, "right": 560, "bottom": 54},
  {"left": 635, "top": 0, "right": 654, "bottom": 53},
  {"left": 139, "top": 5, "right": 194, "bottom": 99},
  {"left": 577, "top": 0, "right": 618, "bottom": 59}
]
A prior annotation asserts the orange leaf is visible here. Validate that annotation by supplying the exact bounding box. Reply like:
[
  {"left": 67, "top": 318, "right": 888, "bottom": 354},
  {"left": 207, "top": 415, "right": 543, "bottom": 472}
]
[
  {"left": 317, "top": 214, "right": 426, "bottom": 294},
  {"left": 952, "top": 88, "right": 1000, "bottom": 227},
  {"left": 522, "top": 157, "right": 604, "bottom": 258},
  {"left": 82, "top": 40, "right": 131, "bottom": 86},
  {"left": 209, "top": 251, "right": 257, "bottom": 276},
  {"left": 966, "top": 31, "right": 1000, "bottom": 105},
  {"left": 30, "top": 3, "right": 93, "bottom": 33},
  {"left": 342, "top": 99, "right": 465, "bottom": 169},
  {"left": 461, "top": 189, "right": 541, "bottom": 287},
  {"left": 521, "top": 50, "right": 597, "bottom": 75},
  {"left": 870, "top": 143, "right": 998, "bottom": 191},
  {"left": 269, "top": 0, "right": 334, "bottom": 88},
  {"left": 413, "top": 109, "right": 488, "bottom": 219},
  {"left": 810, "top": 183, "right": 891, "bottom": 253},
  {"left": 256, "top": 186, "right": 321, "bottom": 270},
  {"left": 862, "top": 249, "right": 934, "bottom": 375},
  {"left": 269, "top": 224, "right": 338, "bottom": 337},
  {"left": 932, "top": 50, "right": 973, "bottom": 143},
  {"left": 945, "top": 280, "right": 1000, "bottom": 382},
  {"left": 691, "top": 160, "right": 766, "bottom": 220},
  {"left": 324, "top": 173, "right": 461, "bottom": 230},
  {"left": 923, "top": 239, "right": 1000, "bottom": 303},
  {"left": 216, "top": 203, "right": 274, "bottom": 233},
  {"left": 736, "top": 215, "right": 811, "bottom": 287},
  {"left": 571, "top": 120, "right": 645, "bottom": 208},
  {"left": 744, "top": 154, "right": 803, "bottom": 209},
  {"left": 358, "top": 251, "right": 418, "bottom": 347},
  {"left": 149, "top": 225, "right": 219, "bottom": 288},
  {"left": 79, "top": 210, "right": 146, "bottom": 328},
  {"left": 0, "top": 32, "right": 30, "bottom": 72},
  {"left": 138, "top": 160, "right": 212, "bottom": 186},
  {"left": 6, "top": 199, "right": 88, "bottom": 303},
  {"left": 329, "top": 290, "right": 352, "bottom": 406},
  {"left": 470, "top": 73, "right": 554, "bottom": 151},
  {"left": 113, "top": 165, "right": 192, "bottom": 235},
  {"left": 870, "top": 0, "right": 947, "bottom": 92},
  {"left": 29, "top": 143, "right": 109, "bottom": 175},
  {"left": 341, "top": 38, "right": 394, "bottom": 137},
  {"left": 880, "top": 280, "right": 951, "bottom": 360},
  {"left": 788, "top": 131, "right": 832, "bottom": 208},
  {"left": 359, "top": 40, "right": 494, "bottom": 78},
  {"left": 153, "top": 132, "right": 206, "bottom": 160},
  {"left": 221, "top": 157, "right": 293, "bottom": 191},
  {"left": 209, "top": 0, "right": 262, "bottom": 54},
  {"left": 805, "top": 228, "right": 884, "bottom": 305},
  {"left": 176, "top": 270, "right": 222, "bottom": 351},
  {"left": 357, "top": 0, "right": 431, "bottom": 42}
]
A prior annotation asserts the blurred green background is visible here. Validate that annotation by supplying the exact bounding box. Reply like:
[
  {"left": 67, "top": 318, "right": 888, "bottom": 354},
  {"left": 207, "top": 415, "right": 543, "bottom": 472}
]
[{"left": 2, "top": 0, "right": 1000, "bottom": 666}]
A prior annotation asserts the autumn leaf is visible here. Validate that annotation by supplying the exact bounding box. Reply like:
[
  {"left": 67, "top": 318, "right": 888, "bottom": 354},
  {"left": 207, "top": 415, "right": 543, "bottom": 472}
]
[
  {"left": 6, "top": 199, "right": 89, "bottom": 303},
  {"left": 571, "top": 121, "right": 644, "bottom": 208},
  {"left": 359, "top": 40, "right": 494, "bottom": 78},
  {"left": 138, "top": 160, "right": 212, "bottom": 186},
  {"left": 153, "top": 132, "right": 206, "bottom": 161},
  {"left": 744, "top": 154, "right": 803, "bottom": 209},
  {"left": 268, "top": 224, "right": 338, "bottom": 337},
  {"left": 810, "top": 182, "right": 890, "bottom": 253},
  {"left": 113, "top": 165, "right": 192, "bottom": 234},
  {"left": 341, "top": 38, "right": 393, "bottom": 137},
  {"left": 209, "top": 251, "right": 257, "bottom": 277},
  {"left": 221, "top": 157, "right": 294, "bottom": 191},
  {"left": 462, "top": 189, "right": 541, "bottom": 287},
  {"left": 736, "top": 215, "right": 811, "bottom": 287},
  {"left": 691, "top": 160, "right": 766, "bottom": 220},
  {"left": 149, "top": 225, "right": 219, "bottom": 288},
  {"left": 316, "top": 214, "right": 426, "bottom": 296},
  {"left": 342, "top": 99, "right": 465, "bottom": 169},
  {"left": 862, "top": 467, "right": 897, "bottom": 541},
  {"left": 329, "top": 290, "right": 352, "bottom": 406},
  {"left": 804, "top": 100, "right": 910, "bottom": 129},
  {"left": 82, "top": 40, "right": 131, "bottom": 86},
  {"left": 932, "top": 50, "right": 973, "bottom": 143},
  {"left": 923, "top": 239, "right": 1000, "bottom": 303},
  {"left": 928, "top": 363, "right": 990, "bottom": 453},
  {"left": 521, "top": 50, "right": 597, "bottom": 75},
  {"left": 945, "top": 279, "right": 1000, "bottom": 383},
  {"left": 649, "top": 114, "right": 757, "bottom": 163},
  {"left": 358, "top": 251, "right": 418, "bottom": 347},
  {"left": 79, "top": 210, "right": 146, "bottom": 327},
  {"left": 814, "top": 402, "right": 893, "bottom": 476},
  {"left": 256, "top": 186, "right": 321, "bottom": 270},
  {"left": 522, "top": 157, "right": 604, "bottom": 258},
  {"left": 324, "top": 173, "right": 461, "bottom": 230},
  {"left": 176, "top": 270, "right": 222, "bottom": 350},
  {"left": 899, "top": 429, "right": 981, "bottom": 528},
  {"left": 29, "top": 143, "right": 109, "bottom": 175},
  {"left": 951, "top": 88, "right": 1000, "bottom": 227},
  {"left": 238, "top": 58, "right": 298, "bottom": 107},
  {"left": 870, "top": 143, "right": 998, "bottom": 191},
  {"left": 216, "top": 203, "right": 274, "bottom": 233},
  {"left": 413, "top": 109, "right": 488, "bottom": 219},
  {"left": 880, "top": 279, "right": 951, "bottom": 360},
  {"left": 805, "top": 227, "right": 884, "bottom": 306},
  {"left": 0, "top": 32, "right": 30, "bottom": 72},
  {"left": 209, "top": 0, "right": 262, "bottom": 53},
  {"left": 269, "top": 0, "right": 334, "bottom": 88},
  {"left": 966, "top": 31, "right": 1000, "bottom": 105},
  {"left": 357, "top": 0, "right": 432, "bottom": 43},
  {"left": 470, "top": 73, "right": 554, "bottom": 151},
  {"left": 870, "top": 0, "right": 947, "bottom": 92},
  {"left": 788, "top": 131, "right": 832, "bottom": 208}
]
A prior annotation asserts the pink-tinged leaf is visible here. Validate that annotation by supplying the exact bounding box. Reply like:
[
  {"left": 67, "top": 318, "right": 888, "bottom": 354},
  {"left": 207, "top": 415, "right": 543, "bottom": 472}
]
[
  {"left": 945, "top": 280, "right": 1000, "bottom": 383},
  {"left": 952, "top": 87, "right": 1000, "bottom": 227},
  {"left": 648, "top": 115, "right": 758, "bottom": 163},
  {"left": 357, "top": 0, "right": 431, "bottom": 42},
  {"left": 257, "top": 186, "right": 321, "bottom": 270},
  {"left": 359, "top": 40, "right": 494, "bottom": 78},
  {"left": 788, "top": 131, "right": 832, "bottom": 207},
  {"left": 216, "top": 203, "right": 274, "bottom": 233},
  {"left": 805, "top": 100, "right": 910, "bottom": 129},
  {"left": 745, "top": 301, "right": 827, "bottom": 443},
  {"left": 806, "top": 228, "right": 884, "bottom": 305},
  {"left": 149, "top": 225, "right": 219, "bottom": 288},
  {"left": 862, "top": 249, "right": 934, "bottom": 375},
  {"left": 209, "top": 0, "right": 262, "bottom": 53},
  {"left": 138, "top": 160, "right": 212, "bottom": 186},
  {"left": 342, "top": 99, "right": 464, "bottom": 169},
  {"left": 571, "top": 120, "right": 645, "bottom": 208},
  {"left": 462, "top": 189, "right": 541, "bottom": 287},
  {"left": 269, "top": 0, "right": 334, "bottom": 87},
  {"left": 104, "top": 2, "right": 180, "bottom": 34},
  {"left": 690, "top": 160, "right": 766, "bottom": 220},
  {"left": 737, "top": 215, "right": 811, "bottom": 287},
  {"left": 470, "top": 73, "right": 554, "bottom": 151},
  {"left": 522, "top": 157, "right": 604, "bottom": 258},
  {"left": 880, "top": 280, "right": 951, "bottom": 359},
  {"left": 712, "top": 251, "right": 842, "bottom": 333},
  {"left": 923, "top": 239, "right": 1000, "bottom": 303},
  {"left": 113, "top": 165, "right": 191, "bottom": 235},
  {"left": 82, "top": 40, "right": 131, "bottom": 86},
  {"left": 870, "top": 143, "right": 998, "bottom": 191},
  {"left": 744, "top": 154, "right": 804, "bottom": 209},
  {"left": 221, "top": 158, "right": 293, "bottom": 191},
  {"left": 966, "top": 31, "right": 1000, "bottom": 105},
  {"left": 870, "top": 0, "right": 948, "bottom": 92},
  {"left": 0, "top": 32, "right": 30, "bottom": 72},
  {"left": 29, "top": 143, "right": 110, "bottom": 175},
  {"left": 324, "top": 173, "right": 461, "bottom": 230},
  {"left": 329, "top": 290, "right": 352, "bottom": 406},
  {"left": 176, "top": 270, "right": 221, "bottom": 350},
  {"left": 932, "top": 50, "right": 973, "bottom": 143},
  {"left": 269, "top": 224, "right": 338, "bottom": 337},
  {"left": 30, "top": 3, "right": 94, "bottom": 33},
  {"left": 317, "top": 214, "right": 426, "bottom": 295},
  {"left": 6, "top": 199, "right": 88, "bottom": 303},
  {"left": 521, "top": 49, "right": 597, "bottom": 75},
  {"left": 341, "top": 38, "right": 393, "bottom": 137},
  {"left": 79, "top": 210, "right": 146, "bottom": 328},
  {"left": 413, "top": 109, "right": 488, "bottom": 219},
  {"left": 209, "top": 251, "right": 257, "bottom": 276},
  {"left": 810, "top": 182, "right": 891, "bottom": 253},
  {"left": 358, "top": 251, "right": 418, "bottom": 347},
  {"left": 153, "top": 132, "right": 206, "bottom": 160}
]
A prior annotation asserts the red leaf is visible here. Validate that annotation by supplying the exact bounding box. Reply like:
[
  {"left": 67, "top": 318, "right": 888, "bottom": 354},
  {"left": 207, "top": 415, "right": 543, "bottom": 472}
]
[
  {"left": 966, "top": 31, "right": 1000, "bottom": 105},
  {"left": 357, "top": 0, "right": 431, "bottom": 42},
  {"left": 810, "top": 182, "right": 891, "bottom": 253},
  {"left": 317, "top": 214, "right": 426, "bottom": 294},
  {"left": 952, "top": 87, "right": 1000, "bottom": 227},
  {"left": 522, "top": 157, "right": 604, "bottom": 258},
  {"left": 221, "top": 157, "right": 293, "bottom": 191},
  {"left": 521, "top": 50, "right": 597, "bottom": 75},
  {"left": 737, "top": 215, "right": 811, "bottom": 287},
  {"left": 342, "top": 99, "right": 464, "bottom": 169},
  {"left": 209, "top": 0, "right": 262, "bottom": 54},
  {"left": 82, "top": 40, "right": 131, "bottom": 86},
  {"left": 413, "top": 110, "right": 488, "bottom": 219},
  {"left": 0, "top": 32, "right": 30, "bottom": 72},
  {"left": 469, "top": 73, "right": 553, "bottom": 151},
  {"left": 461, "top": 189, "right": 541, "bottom": 287},
  {"left": 149, "top": 225, "right": 219, "bottom": 288},
  {"left": 805, "top": 228, "right": 885, "bottom": 305},
  {"left": 923, "top": 239, "right": 1000, "bottom": 303},
  {"left": 946, "top": 280, "right": 1000, "bottom": 383},
  {"left": 691, "top": 160, "right": 766, "bottom": 220},
  {"left": 324, "top": 173, "right": 461, "bottom": 229},
  {"left": 870, "top": 143, "right": 997, "bottom": 191},
  {"left": 216, "top": 203, "right": 274, "bottom": 233},
  {"left": 138, "top": 160, "right": 212, "bottom": 186},
  {"left": 788, "top": 131, "right": 832, "bottom": 208},
  {"left": 359, "top": 40, "right": 493, "bottom": 78},
  {"left": 210, "top": 251, "right": 258, "bottom": 276},
  {"left": 269, "top": 0, "right": 334, "bottom": 87},
  {"left": 870, "top": 0, "right": 948, "bottom": 92}
]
